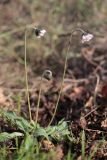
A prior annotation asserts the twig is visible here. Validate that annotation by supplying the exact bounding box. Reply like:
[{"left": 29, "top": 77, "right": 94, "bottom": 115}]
[
  {"left": 83, "top": 74, "right": 100, "bottom": 119},
  {"left": 64, "top": 78, "right": 88, "bottom": 83},
  {"left": 82, "top": 51, "right": 98, "bottom": 67},
  {"left": 85, "top": 128, "right": 107, "bottom": 133},
  {"left": 93, "top": 74, "right": 100, "bottom": 106},
  {"left": 83, "top": 105, "right": 100, "bottom": 119}
]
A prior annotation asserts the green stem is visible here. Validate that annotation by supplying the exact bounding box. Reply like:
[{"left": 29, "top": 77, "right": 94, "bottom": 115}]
[
  {"left": 48, "top": 28, "right": 85, "bottom": 126},
  {"left": 35, "top": 75, "right": 43, "bottom": 128},
  {"left": 24, "top": 28, "right": 32, "bottom": 122}
]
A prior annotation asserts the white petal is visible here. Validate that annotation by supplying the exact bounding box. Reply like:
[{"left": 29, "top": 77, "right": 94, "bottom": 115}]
[{"left": 82, "top": 33, "right": 94, "bottom": 43}]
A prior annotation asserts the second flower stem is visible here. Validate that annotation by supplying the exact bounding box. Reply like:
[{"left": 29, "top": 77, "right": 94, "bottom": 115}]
[{"left": 48, "top": 28, "right": 85, "bottom": 126}]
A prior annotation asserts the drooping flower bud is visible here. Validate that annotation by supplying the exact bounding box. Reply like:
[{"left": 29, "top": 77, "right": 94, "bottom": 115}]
[
  {"left": 34, "top": 28, "right": 46, "bottom": 38},
  {"left": 43, "top": 70, "right": 52, "bottom": 80},
  {"left": 81, "top": 32, "right": 94, "bottom": 43}
]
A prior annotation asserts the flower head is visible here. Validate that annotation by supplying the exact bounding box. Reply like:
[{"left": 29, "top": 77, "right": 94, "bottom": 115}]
[
  {"left": 81, "top": 32, "right": 94, "bottom": 43},
  {"left": 34, "top": 28, "right": 46, "bottom": 38},
  {"left": 43, "top": 70, "right": 52, "bottom": 80}
]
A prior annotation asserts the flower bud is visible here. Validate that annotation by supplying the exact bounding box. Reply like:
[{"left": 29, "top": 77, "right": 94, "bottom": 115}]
[
  {"left": 43, "top": 70, "right": 52, "bottom": 80},
  {"left": 34, "top": 28, "right": 46, "bottom": 38},
  {"left": 81, "top": 32, "right": 94, "bottom": 43}
]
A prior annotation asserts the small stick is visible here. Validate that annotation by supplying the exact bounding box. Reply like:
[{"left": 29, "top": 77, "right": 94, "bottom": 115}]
[{"left": 82, "top": 74, "right": 100, "bottom": 119}]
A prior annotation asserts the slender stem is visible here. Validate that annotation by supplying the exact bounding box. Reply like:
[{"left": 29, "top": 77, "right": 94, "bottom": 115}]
[
  {"left": 35, "top": 75, "right": 43, "bottom": 128},
  {"left": 48, "top": 28, "right": 85, "bottom": 126},
  {"left": 58, "top": 28, "right": 86, "bottom": 37},
  {"left": 24, "top": 28, "right": 32, "bottom": 122}
]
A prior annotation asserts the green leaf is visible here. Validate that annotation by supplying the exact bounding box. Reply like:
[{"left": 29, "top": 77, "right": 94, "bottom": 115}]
[
  {"left": 46, "top": 120, "right": 70, "bottom": 141},
  {"left": 0, "top": 132, "right": 23, "bottom": 142},
  {"left": 35, "top": 127, "right": 49, "bottom": 140},
  {"left": 1, "top": 111, "right": 33, "bottom": 133}
]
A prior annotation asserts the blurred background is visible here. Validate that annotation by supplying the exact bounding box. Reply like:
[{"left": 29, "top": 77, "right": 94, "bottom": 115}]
[{"left": 0, "top": 0, "right": 107, "bottom": 91}]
